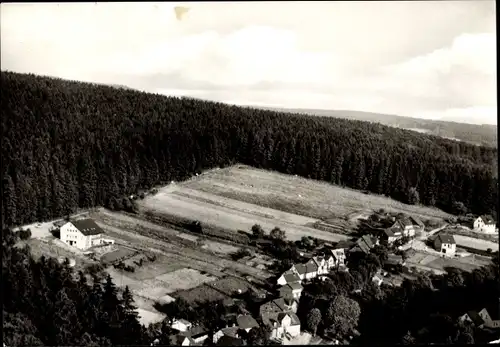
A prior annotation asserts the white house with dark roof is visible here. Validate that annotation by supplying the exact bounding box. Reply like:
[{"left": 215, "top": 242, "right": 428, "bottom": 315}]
[
  {"left": 312, "top": 256, "right": 329, "bottom": 275},
  {"left": 60, "top": 219, "right": 110, "bottom": 250},
  {"left": 473, "top": 215, "right": 497, "bottom": 234},
  {"left": 279, "top": 282, "right": 303, "bottom": 300},
  {"left": 277, "top": 271, "right": 301, "bottom": 286},
  {"left": 433, "top": 234, "right": 456, "bottom": 257}
]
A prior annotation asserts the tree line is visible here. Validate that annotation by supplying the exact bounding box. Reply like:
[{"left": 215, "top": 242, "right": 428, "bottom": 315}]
[
  {"left": 1, "top": 71, "right": 498, "bottom": 229},
  {"left": 2, "top": 228, "right": 150, "bottom": 346}
]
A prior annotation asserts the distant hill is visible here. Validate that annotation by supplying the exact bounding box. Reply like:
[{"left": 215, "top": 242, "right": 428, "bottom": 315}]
[{"left": 255, "top": 107, "right": 498, "bottom": 148}]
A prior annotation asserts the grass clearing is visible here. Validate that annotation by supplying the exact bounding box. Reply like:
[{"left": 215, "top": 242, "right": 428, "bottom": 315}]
[
  {"left": 155, "top": 268, "right": 218, "bottom": 293},
  {"left": 139, "top": 182, "right": 351, "bottom": 243},
  {"left": 453, "top": 235, "right": 498, "bottom": 252},
  {"left": 184, "top": 165, "right": 452, "bottom": 221},
  {"left": 201, "top": 241, "right": 240, "bottom": 255},
  {"left": 173, "top": 284, "right": 229, "bottom": 305}
]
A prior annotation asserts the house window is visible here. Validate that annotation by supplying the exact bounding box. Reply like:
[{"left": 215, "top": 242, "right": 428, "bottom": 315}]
[{"left": 442, "top": 249, "right": 446, "bottom": 253}]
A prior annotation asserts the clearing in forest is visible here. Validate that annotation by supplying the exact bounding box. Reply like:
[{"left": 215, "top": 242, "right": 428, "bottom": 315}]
[{"left": 139, "top": 165, "right": 452, "bottom": 242}]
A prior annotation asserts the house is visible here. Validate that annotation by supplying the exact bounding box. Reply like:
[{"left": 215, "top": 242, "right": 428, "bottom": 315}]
[
  {"left": 351, "top": 235, "right": 378, "bottom": 254},
  {"left": 59, "top": 219, "right": 108, "bottom": 250},
  {"left": 171, "top": 318, "right": 193, "bottom": 332},
  {"left": 473, "top": 215, "right": 497, "bottom": 234},
  {"left": 384, "top": 254, "right": 405, "bottom": 268},
  {"left": 460, "top": 308, "right": 500, "bottom": 330},
  {"left": 277, "top": 271, "right": 301, "bottom": 286},
  {"left": 382, "top": 228, "right": 402, "bottom": 244},
  {"left": 213, "top": 326, "right": 240, "bottom": 344},
  {"left": 293, "top": 264, "right": 307, "bottom": 280},
  {"left": 433, "top": 234, "right": 456, "bottom": 257},
  {"left": 260, "top": 298, "right": 298, "bottom": 317},
  {"left": 261, "top": 312, "right": 301, "bottom": 340},
  {"left": 330, "top": 248, "right": 346, "bottom": 267},
  {"left": 168, "top": 333, "right": 195, "bottom": 346},
  {"left": 278, "top": 282, "right": 303, "bottom": 300},
  {"left": 304, "top": 259, "right": 319, "bottom": 280},
  {"left": 396, "top": 216, "right": 423, "bottom": 237},
  {"left": 312, "top": 256, "right": 329, "bottom": 275},
  {"left": 236, "top": 314, "right": 259, "bottom": 332},
  {"left": 188, "top": 325, "right": 209, "bottom": 344}
]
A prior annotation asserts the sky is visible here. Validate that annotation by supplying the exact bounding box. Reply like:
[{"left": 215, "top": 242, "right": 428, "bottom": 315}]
[{"left": 1, "top": 2, "right": 497, "bottom": 125}]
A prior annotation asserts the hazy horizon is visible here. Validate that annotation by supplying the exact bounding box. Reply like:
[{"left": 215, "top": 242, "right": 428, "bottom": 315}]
[{"left": 1, "top": 2, "right": 497, "bottom": 125}]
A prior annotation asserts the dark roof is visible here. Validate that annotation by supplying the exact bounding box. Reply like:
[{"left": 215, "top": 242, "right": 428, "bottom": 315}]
[
  {"left": 283, "top": 273, "right": 301, "bottom": 283},
  {"left": 188, "top": 325, "right": 208, "bottom": 338},
  {"left": 294, "top": 264, "right": 307, "bottom": 274},
  {"left": 334, "top": 240, "right": 354, "bottom": 249},
  {"left": 384, "top": 229, "right": 395, "bottom": 237},
  {"left": 72, "top": 219, "right": 104, "bottom": 236},
  {"left": 398, "top": 216, "right": 413, "bottom": 228},
  {"left": 217, "top": 335, "right": 244, "bottom": 346},
  {"left": 356, "top": 238, "right": 371, "bottom": 254},
  {"left": 410, "top": 216, "right": 424, "bottom": 227},
  {"left": 437, "top": 234, "right": 456, "bottom": 244},
  {"left": 305, "top": 260, "right": 318, "bottom": 272},
  {"left": 273, "top": 297, "right": 296, "bottom": 311},
  {"left": 480, "top": 215, "right": 495, "bottom": 224},
  {"left": 169, "top": 334, "right": 195, "bottom": 345},
  {"left": 466, "top": 311, "right": 485, "bottom": 326},
  {"left": 385, "top": 254, "right": 404, "bottom": 265},
  {"left": 277, "top": 312, "right": 300, "bottom": 325},
  {"left": 236, "top": 315, "right": 259, "bottom": 330},
  {"left": 221, "top": 327, "right": 239, "bottom": 338},
  {"left": 288, "top": 282, "right": 303, "bottom": 291}
]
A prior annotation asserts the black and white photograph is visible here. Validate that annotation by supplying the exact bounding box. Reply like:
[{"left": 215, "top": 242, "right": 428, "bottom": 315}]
[{"left": 1, "top": 1, "right": 498, "bottom": 346}]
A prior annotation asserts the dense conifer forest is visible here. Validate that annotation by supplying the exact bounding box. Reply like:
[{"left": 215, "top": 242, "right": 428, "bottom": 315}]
[{"left": 1, "top": 71, "right": 498, "bottom": 229}]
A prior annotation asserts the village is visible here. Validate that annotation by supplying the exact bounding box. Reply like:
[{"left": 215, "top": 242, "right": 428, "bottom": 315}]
[{"left": 14, "top": 196, "right": 499, "bottom": 345}]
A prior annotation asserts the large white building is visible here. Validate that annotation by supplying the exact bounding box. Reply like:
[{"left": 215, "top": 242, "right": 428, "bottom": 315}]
[
  {"left": 473, "top": 215, "right": 497, "bottom": 234},
  {"left": 60, "top": 219, "right": 109, "bottom": 250}
]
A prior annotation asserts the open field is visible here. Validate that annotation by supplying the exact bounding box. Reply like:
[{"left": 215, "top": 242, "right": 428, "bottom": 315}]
[
  {"left": 173, "top": 284, "right": 229, "bottom": 305},
  {"left": 155, "top": 268, "right": 218, "bottom": 292},
  {"left": 181, "top": 165, "right": 453, "bottom": 222},
  {"left": 406, "top": 250, "right": 492, "bottom": 273},
  {"left": 453, "top": 235, "right": 498, "bottom": 252},
  {"left": 201, "top": 240, "right": 240, "bottom": 255},
  {"left": 139, "top": 183, "right": 351, "bottom": 244}
]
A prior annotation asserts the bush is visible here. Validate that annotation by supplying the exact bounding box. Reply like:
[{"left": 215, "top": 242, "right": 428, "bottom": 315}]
[{"left": 19, "top": 228, "right": 32, "bottom": 240}]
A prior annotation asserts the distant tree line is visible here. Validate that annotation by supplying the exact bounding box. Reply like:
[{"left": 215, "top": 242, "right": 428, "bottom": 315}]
[{"left": 2, "top": 71, "right": 498, "bottom": 228}]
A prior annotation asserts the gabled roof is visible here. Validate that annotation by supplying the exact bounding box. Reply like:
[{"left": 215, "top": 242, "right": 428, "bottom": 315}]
[
  {"left": 273, "top": 297, "right": 297, "bottom": 312},
  {"left": 236, "top": 315, "right": 259, "bottom": 330},
  {"left": 398, "top": 216, "right": 413, "bottom": 228},
  {"left": 466, "top": 311, "right": 485, "bottom": 326},
  {"left": 277, "top": 312, "right": 300, "bottom": 326},
  {"left": 294, "top": 264, "right": 307, "bottom": 275},
  {"left": 334, "top": 240, "right": 354, "bottom": 249},
  {"left": 283, "top": 273, "right": 301, "bottom": 283},
  {"left": 384, "top": 229, "right": 395, "bottom": 237},
  {"left": 313, "top": 256, "right": 325, "bottom": 266},
  {"left": 71, "top": 219, "right": 104, "bottom": 236},
  {"left": 188, "top": 325, "right": 208, "bottom": 338},
  {"left": 437, "top": 233, "right": 456, "bottom": 244},
  {"left": 305, "top": 259, "right": 318, "bottom": 272},
  {"left": 169, "top": 334, "right": 195, "bottom": 345},
  {"left": 221, "top": 326, "right": 239, "bottom": 338},
  {"left": 385, "top": 254, "right": 404, "bottom": 265},
  {"left": 288, "top": 282, "right": 303, "bottom": 291},
  {"left": 410, "top": 216, "right": 424, "bottom": 227},
  {"left": 480, "top": 215, "right": 495, "bottom": 225}
]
